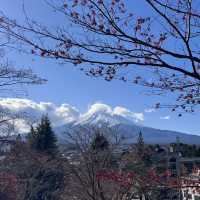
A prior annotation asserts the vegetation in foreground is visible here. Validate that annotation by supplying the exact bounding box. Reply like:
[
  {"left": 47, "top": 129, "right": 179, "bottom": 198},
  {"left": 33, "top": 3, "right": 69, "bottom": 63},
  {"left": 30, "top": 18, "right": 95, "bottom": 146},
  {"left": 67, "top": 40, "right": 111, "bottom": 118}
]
[{"left": 0, "top": 116, "right": 200, "bottom": 200}]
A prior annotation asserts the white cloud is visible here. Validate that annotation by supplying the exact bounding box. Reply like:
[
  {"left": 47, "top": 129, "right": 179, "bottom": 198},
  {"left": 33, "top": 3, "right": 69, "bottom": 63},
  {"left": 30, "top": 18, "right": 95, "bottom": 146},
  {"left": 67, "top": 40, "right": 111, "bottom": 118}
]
[
  {"left": 160, "top": 115, "right": 171, "bottom": 120},
  {"left": 0, "top": 98, "right": 144, "bottom": 133},
  {"left": 0, "top": 98, "right": 80, "bottom": 131},
  {"left": 13, "top": 119, "right": 30, "bottom": 133},
  {"left": 85, "top": 103, "right": 112, "bottom": 116},
  {"left": 113, "top": 107, "right": 144, "bottom": 122},
  {"left": 145, "top": 108, "right": 156, "bottom": 113}
]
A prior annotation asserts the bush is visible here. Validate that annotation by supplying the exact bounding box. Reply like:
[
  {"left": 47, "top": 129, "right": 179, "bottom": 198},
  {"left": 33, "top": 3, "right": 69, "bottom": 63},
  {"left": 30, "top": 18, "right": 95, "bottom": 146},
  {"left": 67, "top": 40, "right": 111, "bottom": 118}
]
[{"left": 24, "top": 166, "right": 64, "bottom": 200}]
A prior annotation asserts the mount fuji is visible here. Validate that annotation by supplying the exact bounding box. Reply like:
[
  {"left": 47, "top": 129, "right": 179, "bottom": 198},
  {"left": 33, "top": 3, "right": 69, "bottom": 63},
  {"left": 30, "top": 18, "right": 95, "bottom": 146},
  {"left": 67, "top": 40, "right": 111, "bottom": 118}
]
[
  {"left": 54, "top": 108, "right": 200, "bottom": 145},
  {"left": 0, "top": 99, "right": 199, "bottom": 145}
]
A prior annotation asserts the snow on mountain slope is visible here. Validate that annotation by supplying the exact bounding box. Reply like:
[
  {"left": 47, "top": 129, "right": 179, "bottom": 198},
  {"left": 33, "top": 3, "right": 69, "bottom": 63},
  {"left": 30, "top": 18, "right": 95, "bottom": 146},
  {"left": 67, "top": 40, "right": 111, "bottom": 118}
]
[
  {"left": 77, "top": 111, "right": 137, "bottom": 127},
  {"left": 77, "top": 103, "right": 144, "bottom": 126},
  {"left": 55, "top": 108, "right": 200, "bottom": 145},
  {"left": 0, "top": 99, "right": 198, "bottom": 144}
]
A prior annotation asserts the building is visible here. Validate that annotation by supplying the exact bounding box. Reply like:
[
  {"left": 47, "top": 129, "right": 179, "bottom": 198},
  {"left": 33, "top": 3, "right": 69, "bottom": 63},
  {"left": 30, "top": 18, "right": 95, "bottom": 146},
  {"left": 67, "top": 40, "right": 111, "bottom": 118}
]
[{"left": 181, "top": 169, "right": 200, "bottom": 200}]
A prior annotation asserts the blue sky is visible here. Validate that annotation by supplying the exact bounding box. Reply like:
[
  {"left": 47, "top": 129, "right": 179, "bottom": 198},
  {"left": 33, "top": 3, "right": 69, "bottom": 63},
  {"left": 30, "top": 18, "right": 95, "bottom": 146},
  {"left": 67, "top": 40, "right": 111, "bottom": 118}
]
[{"left": 0, "top": 0, "right": 199, "bottom": 135}]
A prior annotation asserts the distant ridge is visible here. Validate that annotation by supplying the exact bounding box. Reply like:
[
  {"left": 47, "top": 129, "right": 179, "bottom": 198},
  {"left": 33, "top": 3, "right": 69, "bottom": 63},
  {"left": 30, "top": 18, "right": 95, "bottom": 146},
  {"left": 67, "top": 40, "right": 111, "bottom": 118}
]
[{"left": 54, "top": 108, "right": 200, "bottom": 145}]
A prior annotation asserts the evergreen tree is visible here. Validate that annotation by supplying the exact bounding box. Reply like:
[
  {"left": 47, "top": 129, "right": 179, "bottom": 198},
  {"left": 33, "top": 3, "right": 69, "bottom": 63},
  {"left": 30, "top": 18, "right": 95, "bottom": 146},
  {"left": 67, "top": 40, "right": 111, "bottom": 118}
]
[
  {"left": 136, "top": 131, "right": 145, "bottom": 155},
  {"left": 27, "top": 126, "right": 37, "bottom": 149},
  {"left": 16, "top": 134, "right": 22, "bottom": 143},
  {"left": 136, "top": 131, "right": 151, "bottom": 166},
  {"left": 91, "top": 132, "right": 109, "bottom": 152},
  {"left": 28, "top": 115, "right": 58, "bottom": 155}
]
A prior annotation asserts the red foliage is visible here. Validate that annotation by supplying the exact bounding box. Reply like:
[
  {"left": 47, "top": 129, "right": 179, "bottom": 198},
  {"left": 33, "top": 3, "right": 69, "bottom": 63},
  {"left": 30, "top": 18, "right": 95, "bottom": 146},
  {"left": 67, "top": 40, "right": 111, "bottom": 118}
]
[
  {"left": 96, "top": 168, "right": 173, "bottom": 189},
  {"left": 0, "top": 172, "right": 18, "bottom": 200}
]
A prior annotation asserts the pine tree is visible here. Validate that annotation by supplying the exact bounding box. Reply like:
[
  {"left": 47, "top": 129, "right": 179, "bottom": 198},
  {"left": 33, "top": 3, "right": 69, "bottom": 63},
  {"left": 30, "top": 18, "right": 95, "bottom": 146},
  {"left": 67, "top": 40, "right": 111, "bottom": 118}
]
[
  {"left": 28, "top": 115, "right": 58, "bottom": 155},
  {"left": 136, "top": 131, "right": 151, "bottom": 166},
  {"left": 91, "top": 132, "right": 109, "bottom": 152},
  {"left": 136, "top": 131, "right": 145, "bottom": 155},
  {"left": 27, "top": 126, "right": 37, "bottom": 149}
]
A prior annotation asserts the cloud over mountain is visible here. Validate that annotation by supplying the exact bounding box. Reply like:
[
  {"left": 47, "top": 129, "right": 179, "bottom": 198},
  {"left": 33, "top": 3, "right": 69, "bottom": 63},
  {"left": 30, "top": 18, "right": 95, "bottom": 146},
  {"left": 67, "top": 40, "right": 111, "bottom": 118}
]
[
  {"left": 160, "top": 116, "right": 171, "bottom": 120},
  {"left": 0, "top": 98, "right": 144, "bottom": 133},
  {"left": 1, "top": 98, "right": 199, "bottom": 145}
]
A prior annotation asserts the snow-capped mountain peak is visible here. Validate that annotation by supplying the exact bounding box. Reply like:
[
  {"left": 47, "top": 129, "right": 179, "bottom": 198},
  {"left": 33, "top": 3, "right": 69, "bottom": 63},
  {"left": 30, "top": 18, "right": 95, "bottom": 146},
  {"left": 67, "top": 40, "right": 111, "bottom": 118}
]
[
  {"left": 76, "top": 103, "right": 144, "bottom": 127},
  {"left": 77, "top": 110, "right": 142, "bottom": 128}
]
